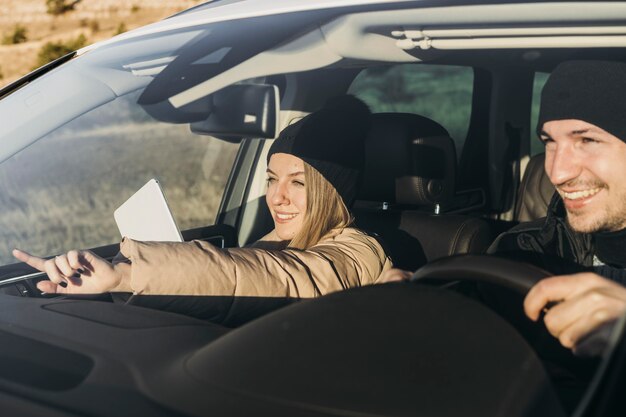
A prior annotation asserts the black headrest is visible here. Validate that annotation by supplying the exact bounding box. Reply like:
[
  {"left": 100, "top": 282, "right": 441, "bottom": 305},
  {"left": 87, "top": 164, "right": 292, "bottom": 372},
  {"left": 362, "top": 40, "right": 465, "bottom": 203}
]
[{"left": 358, "top": 113, "right": 457, "bottom": 206}]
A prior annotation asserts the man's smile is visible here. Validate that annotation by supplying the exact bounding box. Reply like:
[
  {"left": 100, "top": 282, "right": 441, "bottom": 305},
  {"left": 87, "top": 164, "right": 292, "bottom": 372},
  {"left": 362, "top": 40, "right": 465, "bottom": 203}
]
[
  {"left": 557, "top": 186, "right": 605, "bottom": 212},
  {"left": 557, "top": 187, "right": 602, "bottom": 200}
]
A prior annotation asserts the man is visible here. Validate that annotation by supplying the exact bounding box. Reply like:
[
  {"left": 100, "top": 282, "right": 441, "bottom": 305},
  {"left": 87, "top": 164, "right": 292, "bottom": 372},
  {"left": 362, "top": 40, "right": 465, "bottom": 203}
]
[
  {"left": 385, "top": 60, "right": 626, "bottom": 353},
  {"left": 498, "top": 60, "right": 626, "bottom": 352}
]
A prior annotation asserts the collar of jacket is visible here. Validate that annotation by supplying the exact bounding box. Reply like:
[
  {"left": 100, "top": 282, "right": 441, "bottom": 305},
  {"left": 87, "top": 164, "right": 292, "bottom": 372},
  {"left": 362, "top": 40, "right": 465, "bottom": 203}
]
[{"left": 540, "top": 192, "right": 594, "bottom": 266}]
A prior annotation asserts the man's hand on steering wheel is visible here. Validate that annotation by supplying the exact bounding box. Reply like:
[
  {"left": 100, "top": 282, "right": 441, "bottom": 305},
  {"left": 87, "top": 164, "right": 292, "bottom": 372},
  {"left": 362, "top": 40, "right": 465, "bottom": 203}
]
[
  {"left": 524, "top": 272, "right": 626, "bottom": 351},
  {"left": 389, "top": 256, "right": 626, "bottom": 354}
]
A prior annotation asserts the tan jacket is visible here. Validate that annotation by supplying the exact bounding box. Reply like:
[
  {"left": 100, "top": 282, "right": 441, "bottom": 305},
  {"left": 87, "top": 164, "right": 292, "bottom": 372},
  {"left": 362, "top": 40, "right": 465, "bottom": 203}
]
[{"left": 113, "top": 227, "right": 392, "bottom": 298}]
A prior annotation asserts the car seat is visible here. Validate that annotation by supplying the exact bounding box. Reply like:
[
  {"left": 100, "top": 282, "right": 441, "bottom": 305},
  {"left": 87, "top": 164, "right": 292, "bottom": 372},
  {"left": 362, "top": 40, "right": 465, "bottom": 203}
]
[
  {"left": 353, "top": 113, "right": 495, "bottom": 271},
  {"left": 514, "top": 153, "right": 555, "bottom": 222}
]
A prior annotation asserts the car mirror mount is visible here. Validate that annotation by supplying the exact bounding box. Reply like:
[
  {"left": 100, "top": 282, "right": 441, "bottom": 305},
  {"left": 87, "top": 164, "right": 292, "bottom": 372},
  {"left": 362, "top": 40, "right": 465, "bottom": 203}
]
[
  {"left": 190, "top": 83, "right": 279, "bottom": 142},
  {"left": 139, "top": 83, "right": 279, "bottom": 143}
]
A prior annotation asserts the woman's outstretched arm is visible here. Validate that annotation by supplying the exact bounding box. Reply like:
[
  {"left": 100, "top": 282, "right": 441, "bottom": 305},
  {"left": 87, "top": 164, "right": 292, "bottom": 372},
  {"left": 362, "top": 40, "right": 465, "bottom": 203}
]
[{"left": 13, "top": 248, "right": 129, "bottom": 294}]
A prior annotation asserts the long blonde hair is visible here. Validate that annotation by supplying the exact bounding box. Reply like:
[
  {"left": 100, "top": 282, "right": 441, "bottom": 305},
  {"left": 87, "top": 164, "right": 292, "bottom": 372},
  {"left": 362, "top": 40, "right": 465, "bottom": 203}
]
[{"left": 288, "top": 162, "right": 353, "bottom": 250}]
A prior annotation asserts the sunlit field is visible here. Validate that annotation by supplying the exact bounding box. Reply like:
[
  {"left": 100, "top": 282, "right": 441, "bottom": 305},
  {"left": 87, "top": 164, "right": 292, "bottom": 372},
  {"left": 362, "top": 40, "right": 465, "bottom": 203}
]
[
  {"left": 0, "top": 0, "right": 201, "bottom": 86},
  {"left": 0, "top": 100, "right": 239, "bottom": 265}
]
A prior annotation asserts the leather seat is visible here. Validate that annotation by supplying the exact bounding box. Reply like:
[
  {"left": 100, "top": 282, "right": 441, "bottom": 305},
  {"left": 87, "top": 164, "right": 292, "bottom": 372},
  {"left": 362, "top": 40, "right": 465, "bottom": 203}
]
[
  {"left": 359, "top": 113, "right": 456, "bottom": 207},
  {"left": 514, "top": 153, "right": 555, "bottom": 222},
  {"left": 354, "top": 113, "right": 495, "bottom": 271}
]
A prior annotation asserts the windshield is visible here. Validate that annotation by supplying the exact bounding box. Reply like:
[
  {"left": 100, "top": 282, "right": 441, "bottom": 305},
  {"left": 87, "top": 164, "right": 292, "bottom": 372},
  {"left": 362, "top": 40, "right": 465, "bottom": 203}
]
[
  {"left": 0, "top": 8, "right": 342, "bottom": 264},
  {"left": 0, "top": 87, "right": 241, "bottom": 265},
  {"left": 0, "top": 6, "right": 340, "bottom": 164}
]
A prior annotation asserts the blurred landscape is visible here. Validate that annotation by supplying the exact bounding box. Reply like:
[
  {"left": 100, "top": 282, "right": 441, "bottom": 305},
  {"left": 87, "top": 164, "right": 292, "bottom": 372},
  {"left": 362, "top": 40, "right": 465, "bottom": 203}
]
[
  {"left": 0, "top": 132, "right": 238, "bottom": 265},
  {"left": 350, "top": 64, "right": 473, "bottom": 152},
  {"left": 0, "top": 0, "right": 202, "bottom": 86},
  {"left": 0, "top": 91, "right": 239, "bottom": 265},
  {"left": 0, "top": 0, "right": 242, "bottom": 265}
]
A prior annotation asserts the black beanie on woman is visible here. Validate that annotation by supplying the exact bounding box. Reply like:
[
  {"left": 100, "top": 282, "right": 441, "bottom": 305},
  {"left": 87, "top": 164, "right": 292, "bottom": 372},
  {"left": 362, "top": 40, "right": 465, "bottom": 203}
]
[
  {"left": 537, "top": 60, "right": 626, "bottom": 142},
  {"left": 267, "top": 95, "right": 371, "bottom": 207}
]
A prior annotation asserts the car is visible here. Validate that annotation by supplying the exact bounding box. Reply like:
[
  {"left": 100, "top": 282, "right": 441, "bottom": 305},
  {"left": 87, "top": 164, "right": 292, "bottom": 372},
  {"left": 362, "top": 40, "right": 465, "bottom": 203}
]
[{"left": 1, "top": 0, "right": 626, "bottom": 415}]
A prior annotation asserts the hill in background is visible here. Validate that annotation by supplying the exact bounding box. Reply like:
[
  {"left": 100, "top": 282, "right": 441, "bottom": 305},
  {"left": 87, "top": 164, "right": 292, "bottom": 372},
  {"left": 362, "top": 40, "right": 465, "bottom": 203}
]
[{"left": 0, "top": 0, "right": 202, "bottom": 86}]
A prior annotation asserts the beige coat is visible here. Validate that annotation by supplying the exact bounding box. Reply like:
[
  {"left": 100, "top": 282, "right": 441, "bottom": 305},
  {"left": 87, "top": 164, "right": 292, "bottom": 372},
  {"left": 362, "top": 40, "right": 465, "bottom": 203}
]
[{"left": 112, "top": 227, "right": 392, "bottom": 298}]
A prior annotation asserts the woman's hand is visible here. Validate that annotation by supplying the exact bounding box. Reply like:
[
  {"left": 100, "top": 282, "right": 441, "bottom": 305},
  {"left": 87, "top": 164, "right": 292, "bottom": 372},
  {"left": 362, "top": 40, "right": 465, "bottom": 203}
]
[
  {"left": 12, "top": 249, "right": 124, "bottom": 294},
  {"left": 380, "top": 268, "right": 413, "bottom": 283},
  {"left": 524, "top": 272, "right": 626, "bottom": 350}
]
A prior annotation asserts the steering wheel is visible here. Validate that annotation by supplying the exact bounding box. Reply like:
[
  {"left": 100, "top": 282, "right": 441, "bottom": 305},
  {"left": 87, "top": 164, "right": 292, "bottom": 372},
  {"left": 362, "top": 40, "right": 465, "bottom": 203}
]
[
  {"left": 412, "top": 255, "right": 606, "bottom": 366},
  {"left": 186, "top": 254, "right": 567, "bottom": 416},
  {"left": 411, "top": 254, "right": 552, "bottom": 294}
]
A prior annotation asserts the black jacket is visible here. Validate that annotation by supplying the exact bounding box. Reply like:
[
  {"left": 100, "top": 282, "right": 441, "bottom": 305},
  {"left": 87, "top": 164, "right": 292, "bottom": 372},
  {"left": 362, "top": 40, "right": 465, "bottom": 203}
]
[
  {"left": 489, "top": 194, "right": 626, "bottom": 284},
  {"left": 484, "top": 196, "right": 603, "bottom": 402},
  {"left": 489, "top": 193, "right": 592, "bottom": 267}
]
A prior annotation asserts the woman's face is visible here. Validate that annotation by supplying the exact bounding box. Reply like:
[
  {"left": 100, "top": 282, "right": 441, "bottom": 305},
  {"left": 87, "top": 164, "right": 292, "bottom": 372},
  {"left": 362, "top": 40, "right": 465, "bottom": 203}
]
[{"left": 266, "top": 153, "right": 307, "bottom": 241}]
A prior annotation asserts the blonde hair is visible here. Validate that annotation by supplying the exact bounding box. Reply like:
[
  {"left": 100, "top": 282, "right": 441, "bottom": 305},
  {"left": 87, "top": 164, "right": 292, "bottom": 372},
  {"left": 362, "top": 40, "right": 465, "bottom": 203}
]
[{"left": 288, "top": 162, "right": 353, "bottom": 250}]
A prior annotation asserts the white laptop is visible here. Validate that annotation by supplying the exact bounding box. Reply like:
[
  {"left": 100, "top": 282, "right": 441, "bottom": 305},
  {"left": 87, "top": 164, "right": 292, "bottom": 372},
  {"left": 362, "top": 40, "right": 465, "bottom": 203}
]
[{"left": 114, "top": 178, "right": 184, "bottom": 242}]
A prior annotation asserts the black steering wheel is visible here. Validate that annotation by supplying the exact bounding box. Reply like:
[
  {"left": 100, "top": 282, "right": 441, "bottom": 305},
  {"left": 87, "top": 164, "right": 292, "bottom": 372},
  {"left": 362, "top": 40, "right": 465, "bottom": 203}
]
[
  {"left": 185, "top": 254, "right": 568, "bottom": 417},
  {"left": 411, "top": 254, "right": 552, "bottom": 294}
]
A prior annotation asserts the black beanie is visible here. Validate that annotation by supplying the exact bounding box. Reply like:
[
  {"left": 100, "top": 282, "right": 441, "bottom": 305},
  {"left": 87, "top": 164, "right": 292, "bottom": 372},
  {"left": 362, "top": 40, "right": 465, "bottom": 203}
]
[
  {"left": 537, "top": 60, "right": 626, "bottom": 141},
  {"left": 267, "top": 95, "right": 370, "bottom": 207}
]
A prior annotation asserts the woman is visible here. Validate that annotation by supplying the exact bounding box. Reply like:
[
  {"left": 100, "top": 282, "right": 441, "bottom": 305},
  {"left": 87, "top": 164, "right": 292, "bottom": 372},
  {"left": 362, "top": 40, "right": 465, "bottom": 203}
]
[{"left": 13, "top": 96, "right": 392, "bottom": 300}]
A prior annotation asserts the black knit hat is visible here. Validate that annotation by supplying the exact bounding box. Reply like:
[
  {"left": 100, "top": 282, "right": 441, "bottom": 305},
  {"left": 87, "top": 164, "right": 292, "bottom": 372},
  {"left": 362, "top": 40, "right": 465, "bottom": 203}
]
[
  {"left": 267, "top": 95, "right": 371, "bottom": 207},
  {"left": 537, "top": 60, "right": 626, "bottom": 141}
]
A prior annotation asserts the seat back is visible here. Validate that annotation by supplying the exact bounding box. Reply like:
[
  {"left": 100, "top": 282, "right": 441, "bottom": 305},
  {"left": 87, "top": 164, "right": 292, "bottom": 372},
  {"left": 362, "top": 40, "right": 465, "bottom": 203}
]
[
  {"left": 354, "top": 113, "right": 494, "bottom": 270},
  {"left": 360, "top": 113, "right": 456, "bottom": 207},
  {"left": 515, "top": 153, "right": 554, "bottom": 222}
]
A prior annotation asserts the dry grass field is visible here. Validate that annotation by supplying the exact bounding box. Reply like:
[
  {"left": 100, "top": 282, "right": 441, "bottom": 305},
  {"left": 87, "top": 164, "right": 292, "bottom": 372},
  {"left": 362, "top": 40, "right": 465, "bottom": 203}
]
[
  {"left": 0, "top": 0, "right": 244, "bottom": 266},
  {"left": 0, "top": 122, "right": 239, "bottom": 265},
  {"left": 0, "top": 0, "right": 203, "bottom": 85}
]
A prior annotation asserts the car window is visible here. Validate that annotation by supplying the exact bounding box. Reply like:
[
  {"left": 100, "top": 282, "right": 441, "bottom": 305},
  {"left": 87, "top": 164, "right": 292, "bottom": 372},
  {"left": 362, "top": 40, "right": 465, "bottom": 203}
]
[
  {"left": 530, "top": 72, "right": 549, "bottom": 156},
  {"left": 0, "top": 90, "right": 239, "bottom": 266},
  {"left": 348, "top": 64, "right": 473, "bottom": 155}
]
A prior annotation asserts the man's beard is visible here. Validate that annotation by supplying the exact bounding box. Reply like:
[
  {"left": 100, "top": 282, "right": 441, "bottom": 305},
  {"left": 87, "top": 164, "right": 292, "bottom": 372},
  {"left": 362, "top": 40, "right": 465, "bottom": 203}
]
[{"left": 565, "top": 196, "right": 626, "bottom": 233}]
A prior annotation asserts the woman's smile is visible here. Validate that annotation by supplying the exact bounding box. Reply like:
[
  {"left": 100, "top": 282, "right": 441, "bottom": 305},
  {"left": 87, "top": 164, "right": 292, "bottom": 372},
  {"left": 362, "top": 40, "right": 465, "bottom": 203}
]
[{"left": 274, "top": 211, "right": 299, "bottom": 222}]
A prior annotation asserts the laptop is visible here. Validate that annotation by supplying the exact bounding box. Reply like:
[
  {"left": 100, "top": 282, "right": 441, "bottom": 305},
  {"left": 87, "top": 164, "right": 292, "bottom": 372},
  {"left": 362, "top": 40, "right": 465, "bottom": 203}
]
[{"left": 114, "top": 178, "right": 184, "bottom": 242}]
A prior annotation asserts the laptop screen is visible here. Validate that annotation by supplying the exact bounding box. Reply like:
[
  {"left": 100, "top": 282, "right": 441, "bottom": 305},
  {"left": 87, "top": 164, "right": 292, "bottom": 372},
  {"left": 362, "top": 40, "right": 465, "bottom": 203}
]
[{"left": 114, "top": 179, "right": 183, "bottom": 242}]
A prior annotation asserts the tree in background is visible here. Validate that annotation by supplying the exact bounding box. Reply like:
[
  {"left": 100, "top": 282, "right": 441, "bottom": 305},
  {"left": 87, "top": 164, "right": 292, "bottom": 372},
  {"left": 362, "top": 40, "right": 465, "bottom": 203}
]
[
  {"left": 35, "top": 34, "right": 86, "bottom": 67},
  {"left": 46, "top": 0, "right": 83, "bottom": 15},
  {"left": 2, "top": 24, "right": 28, "bottom": 45},
  {"left": 115, "top": 22, "right": 127, "bottom": 35}
]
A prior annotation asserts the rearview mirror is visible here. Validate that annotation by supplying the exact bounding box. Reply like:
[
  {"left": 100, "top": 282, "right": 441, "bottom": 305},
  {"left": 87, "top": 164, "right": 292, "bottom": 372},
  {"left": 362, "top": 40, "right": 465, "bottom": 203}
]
[{"left": 190, "top": 83, "right": 279, "bottom": 142}]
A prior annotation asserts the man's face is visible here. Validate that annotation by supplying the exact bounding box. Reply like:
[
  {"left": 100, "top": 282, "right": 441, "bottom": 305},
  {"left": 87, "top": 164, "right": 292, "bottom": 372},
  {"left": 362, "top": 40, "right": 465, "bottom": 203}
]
[{"left": 542, "top": 119, "right": 626, "bottom": 233}]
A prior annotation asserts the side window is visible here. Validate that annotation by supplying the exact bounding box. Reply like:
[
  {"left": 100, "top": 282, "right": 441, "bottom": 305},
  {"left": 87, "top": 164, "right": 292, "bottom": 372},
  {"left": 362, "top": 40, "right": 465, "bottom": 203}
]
[
  {"left": 348, "top": 64, "right": 474, "bottom": 154},
  {"left": 0, "top": 91, "right": 239, "bottom": 266},
  {"left": 530, "top": 72, "right": 549, "bottom": 156}
]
